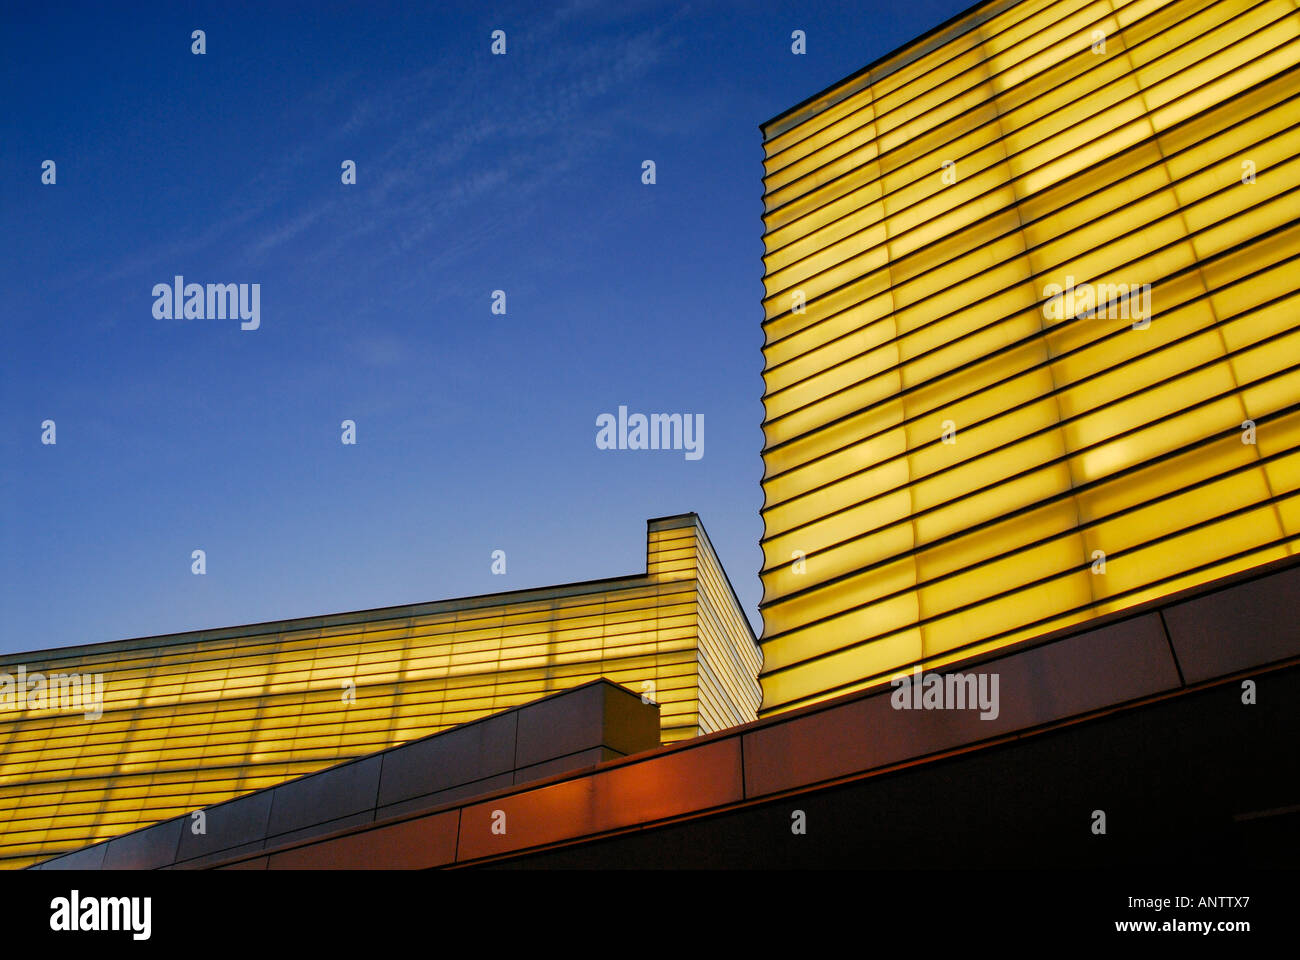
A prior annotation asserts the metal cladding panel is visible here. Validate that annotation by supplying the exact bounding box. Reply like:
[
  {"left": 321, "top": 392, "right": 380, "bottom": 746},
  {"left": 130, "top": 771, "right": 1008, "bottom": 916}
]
[
  {"left": 1162, "top": 561, "right": 1300, "bottom": 681},
  {"left": 454, "top": 736, "right": 745, "bottom": 862},
  {"left": 758, "top": 0, "right": 1300, "bottom": 716},
  {"left": 265, "top": 810, "right": 460, "bottom": 870}
]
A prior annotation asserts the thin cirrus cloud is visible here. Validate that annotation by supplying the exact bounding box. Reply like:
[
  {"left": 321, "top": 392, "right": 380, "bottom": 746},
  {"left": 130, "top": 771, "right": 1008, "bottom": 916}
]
[
  {"left": 66, "top": 9, "right": 680, "bottom": 311},
  {"left": 245, "top": 17, "right": 680, "bottom": 272}
]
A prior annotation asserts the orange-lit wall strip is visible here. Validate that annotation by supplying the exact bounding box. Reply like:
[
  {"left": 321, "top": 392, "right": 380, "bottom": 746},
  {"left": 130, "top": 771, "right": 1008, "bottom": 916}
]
[
  {"left": 0, "top": 514, "right": 761, "bottom": 869},
  {"left": 759, "top": 0, "right": 1300, "bottom": 715}
]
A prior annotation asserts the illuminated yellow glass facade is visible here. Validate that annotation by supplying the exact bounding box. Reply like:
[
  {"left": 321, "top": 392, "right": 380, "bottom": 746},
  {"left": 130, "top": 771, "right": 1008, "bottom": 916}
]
[
  {"left": 0, "top": 514, "right": 760, "bottom": 869},
  {"left": 759, "top": 0, "right": 1300, "bottom": 714}
]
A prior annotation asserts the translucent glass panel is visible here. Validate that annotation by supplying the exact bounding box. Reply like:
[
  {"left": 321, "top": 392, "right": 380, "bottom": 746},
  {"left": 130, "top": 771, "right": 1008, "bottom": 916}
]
[
  {"left": 759, "top": 0, "right": 1300, "bottom": 715},
  {"left": 0, "top": 517, "right": 761, "bottom": 869},
  {"left": 695, "top": 531, "right": 764, "bottom": 732}
]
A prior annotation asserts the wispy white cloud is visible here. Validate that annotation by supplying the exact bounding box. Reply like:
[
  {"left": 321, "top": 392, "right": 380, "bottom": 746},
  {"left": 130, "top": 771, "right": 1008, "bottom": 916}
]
[{"left": 84, "top": 3, "right": 689, "bottom": 309}]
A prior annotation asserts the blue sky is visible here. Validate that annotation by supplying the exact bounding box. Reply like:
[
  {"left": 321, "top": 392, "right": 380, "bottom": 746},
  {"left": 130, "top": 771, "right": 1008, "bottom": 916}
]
[{"left": 0, "top": 0, "right": 969, "bottom": 655}]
